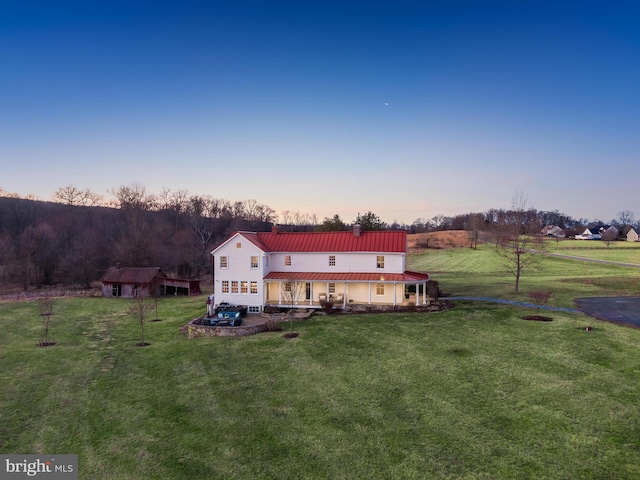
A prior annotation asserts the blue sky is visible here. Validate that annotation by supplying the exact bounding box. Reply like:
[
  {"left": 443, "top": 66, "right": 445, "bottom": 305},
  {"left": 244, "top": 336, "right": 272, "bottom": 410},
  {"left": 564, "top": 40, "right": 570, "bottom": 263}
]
[{"left": 1, "top": 1, "right": 639, "bottom": 224}]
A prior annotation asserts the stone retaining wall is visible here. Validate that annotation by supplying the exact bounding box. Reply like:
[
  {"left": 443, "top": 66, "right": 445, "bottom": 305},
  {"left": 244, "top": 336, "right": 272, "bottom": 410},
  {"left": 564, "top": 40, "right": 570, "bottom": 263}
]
[{"left": 187, "top": 317, "right": 269, "bottom": 338}]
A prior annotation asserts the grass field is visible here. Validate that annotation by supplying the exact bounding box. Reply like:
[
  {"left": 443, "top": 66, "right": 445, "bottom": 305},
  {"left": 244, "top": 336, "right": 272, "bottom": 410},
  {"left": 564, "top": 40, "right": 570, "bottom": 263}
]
[
  {"left": 545, "top": 238, "right": 640, "bottom": 263},
  {"left": 408, "top": 243, "right": 640, "bottom": 306},
  {"left": 2, "top": 246, "right": 640, "bottom": 479}
]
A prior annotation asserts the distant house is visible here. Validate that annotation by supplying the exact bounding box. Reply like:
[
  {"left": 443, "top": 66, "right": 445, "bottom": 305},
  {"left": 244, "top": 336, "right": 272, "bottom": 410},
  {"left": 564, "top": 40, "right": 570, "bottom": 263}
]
[
  {"left": 625, "top": 227, "right": 639, "bottom": 242},
  {"left": 209, "top": 226, "right": 430, "bottom": 313},
  {"left": 100, "top": 266, "right": 201, "bottom": 298},
  {"left": 575, "top": 227, "right": 601, "bottom": 240},
  {"left": 600, "top": 225, "right": 619, "bottom": 241},
  {"left": 542, "top": 225, "right": 565, "bottom": 238},
  {"left": 575, "top": 225, "right": 619, "bottom": 241}
]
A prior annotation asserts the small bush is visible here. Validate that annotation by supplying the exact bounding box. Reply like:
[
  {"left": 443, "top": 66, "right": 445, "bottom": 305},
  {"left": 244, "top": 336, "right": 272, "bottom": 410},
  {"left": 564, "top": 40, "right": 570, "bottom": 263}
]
[
  {"left": 320, "top": 300, "right": 335, "bottom": 314},
  {"left": 528, "top": 290, "right": 552, "bottom": 314}
]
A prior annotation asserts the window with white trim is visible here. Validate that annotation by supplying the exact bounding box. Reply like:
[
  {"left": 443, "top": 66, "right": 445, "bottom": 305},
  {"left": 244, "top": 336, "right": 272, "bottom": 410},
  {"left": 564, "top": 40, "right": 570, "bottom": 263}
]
[
  {"left": 376, "top": 255, "right": 385, "bottom": 269},
  {"left": 231, "top": 281, "right": 238, "bottom": 293},
  {"left": 329, "top": 255, "right": 336, "bottom": 266},
  {"left": 376, "top": 283, "right": 385, "bottom": 295},
  {"left": 222, "top": 281, "right": 229, "bottom": 293},
  {"left": 250, "top": 281, "right": 258, "bottom": 294},
  {"left": 241, "top": 281, "right": 248, "bottom": 294},
  {"left": 285, "top": 255, "right": 292, "bottom": 266},
  {"left": 220, "top": 256, "right": 228, "bottom": 268},
  {"left": 248, "top": 306, "right": 260, "bottom": 313},
  {"left": 250, "top": 256, "right": 259, "bottom": 269},
  {"left": 329, "top": 283, "right": 336, "bottom": 294}
]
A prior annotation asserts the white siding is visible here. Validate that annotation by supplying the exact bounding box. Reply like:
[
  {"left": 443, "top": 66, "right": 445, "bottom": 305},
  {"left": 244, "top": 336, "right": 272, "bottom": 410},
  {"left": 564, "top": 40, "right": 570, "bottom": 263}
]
[
  {"left": 269, "top": 252, "right": 405, "bottom": 274},
  {"left": 212, "top": 234, "right": 265, "bottom": 310},
  {"left": 211, "top": 232, "right": 419, "bottom": 308}
]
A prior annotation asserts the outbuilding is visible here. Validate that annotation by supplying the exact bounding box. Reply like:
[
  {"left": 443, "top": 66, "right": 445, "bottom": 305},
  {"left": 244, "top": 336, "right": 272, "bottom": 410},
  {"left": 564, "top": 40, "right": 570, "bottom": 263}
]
[{"left": 100, "top": 266, "right": 201, "bottom": 298}]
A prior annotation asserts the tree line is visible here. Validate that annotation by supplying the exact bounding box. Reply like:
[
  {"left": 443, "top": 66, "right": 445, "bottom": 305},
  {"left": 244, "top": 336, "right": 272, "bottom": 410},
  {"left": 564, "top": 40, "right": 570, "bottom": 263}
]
[{"left": 0, "top": 184, "right": 635, "bottom": 291}]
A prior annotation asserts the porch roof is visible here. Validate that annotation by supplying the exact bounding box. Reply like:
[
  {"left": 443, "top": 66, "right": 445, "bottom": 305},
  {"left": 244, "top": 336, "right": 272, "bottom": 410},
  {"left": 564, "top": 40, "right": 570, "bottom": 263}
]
[{"left": 264, "top": 270, "right": 429, "bottom": 283}]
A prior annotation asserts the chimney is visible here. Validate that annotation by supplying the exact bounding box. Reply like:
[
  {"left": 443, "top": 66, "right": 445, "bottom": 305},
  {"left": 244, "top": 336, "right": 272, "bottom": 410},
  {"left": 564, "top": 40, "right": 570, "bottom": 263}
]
[
  {"left": 353, "top": 224, "right": 361, "bottom": 237},
  {"left": 272, "top": 225, "right": 279, "bottom": 235}
]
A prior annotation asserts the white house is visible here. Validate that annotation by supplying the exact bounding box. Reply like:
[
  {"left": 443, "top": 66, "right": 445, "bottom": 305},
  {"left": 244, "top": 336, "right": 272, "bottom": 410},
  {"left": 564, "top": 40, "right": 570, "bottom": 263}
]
[
  {"left": 575, "top": 227, "right": 601, "bottom": 240},
  {"left": 542, "top": 225, "right": 565, "bottom": 238},
  {"left": 210, "top": 226, "right": 430, "bottom": 313}
]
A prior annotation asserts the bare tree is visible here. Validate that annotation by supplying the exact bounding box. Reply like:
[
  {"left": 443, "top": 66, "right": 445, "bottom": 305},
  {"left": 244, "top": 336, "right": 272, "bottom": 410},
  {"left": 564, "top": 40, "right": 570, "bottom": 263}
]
[
  {"left": 128, "top": 293, "right": 154, "bottom": 346},
  {"left": 601, "top": 227, "right": 617, "bottom": 247},
  {"left": 109, "top": 183, "right": 156, "bottom": 211},
  {"left": 53, "top": 185, "right": 103, "bottom": 206},
  {"left": 280, "top": 278, "right": 306, "bottom": 338},
  {"left": 38, "top": 292, "right": 56, "bottom": 346},
  {"left": 158, "top": 188, "right": 191, "bottom": 228},
  {"left": 185, "top": 195, "right": 217, "bottom": 277},
  {"left": 495, "top": 192, "right": 544, "bottom": 293},
  {"left": 527, "top": 290, "right": 552, "bottom": 317},
  {"left": 616, "top": 210, "right": 635, "bottom": 228},
  {"left": 465, "top": 213, "right": 484, "bottom": 249}
]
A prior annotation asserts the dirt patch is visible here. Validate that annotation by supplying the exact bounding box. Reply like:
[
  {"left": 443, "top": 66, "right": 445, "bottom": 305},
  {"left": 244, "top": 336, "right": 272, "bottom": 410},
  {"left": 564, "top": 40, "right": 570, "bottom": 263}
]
[
  {"left": 575, "top": 296, "right": 640, "bottom": 328},
  {"left": 408, "top": 231, "right": 471, "bottom": 252},
  {"left": 522, "top": 315, "right": 553, "bottom": 322}
]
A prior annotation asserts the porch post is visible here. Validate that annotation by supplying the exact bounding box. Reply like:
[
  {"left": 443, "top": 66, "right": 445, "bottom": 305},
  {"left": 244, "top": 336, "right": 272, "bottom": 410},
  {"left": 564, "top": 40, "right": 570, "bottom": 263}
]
[
  {"left": 263, "top": 281, "right": 267, "bottom": 307},
  {"left": 393, "top": 282, "right": 397, "bottom": 306},
  {"left": 368, "top": 283, "right": 372, "bottom": 304},
  {"left": 343, "top": 282, "right": 347, "bottom": 308}
]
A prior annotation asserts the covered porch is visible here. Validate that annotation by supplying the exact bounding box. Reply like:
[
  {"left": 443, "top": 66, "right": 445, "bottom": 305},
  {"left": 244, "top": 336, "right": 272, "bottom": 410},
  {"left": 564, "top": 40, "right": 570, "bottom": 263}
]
[{"left": 262, "top": 271, "right": 430, "bottom": 309}]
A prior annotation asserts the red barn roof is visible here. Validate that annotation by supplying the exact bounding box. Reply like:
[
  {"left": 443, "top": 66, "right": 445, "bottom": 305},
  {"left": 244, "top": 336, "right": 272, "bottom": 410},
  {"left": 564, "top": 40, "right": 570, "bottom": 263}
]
[{"left": 215, "top": 230, "right": 408, "bottom": 254}]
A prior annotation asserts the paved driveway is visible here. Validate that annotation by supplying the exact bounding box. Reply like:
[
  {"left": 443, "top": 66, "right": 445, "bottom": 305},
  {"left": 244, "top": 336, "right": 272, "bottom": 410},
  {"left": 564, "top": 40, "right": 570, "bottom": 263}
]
[{"left": 574, "top": 296, "right": 640, "bottom": 328}]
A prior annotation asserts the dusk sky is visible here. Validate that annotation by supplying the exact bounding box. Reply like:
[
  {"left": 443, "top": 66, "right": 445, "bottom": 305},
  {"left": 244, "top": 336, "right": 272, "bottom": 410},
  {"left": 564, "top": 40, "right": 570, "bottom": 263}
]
[{"left": 2, "top": 1, "right": 639, "bottom": 224}]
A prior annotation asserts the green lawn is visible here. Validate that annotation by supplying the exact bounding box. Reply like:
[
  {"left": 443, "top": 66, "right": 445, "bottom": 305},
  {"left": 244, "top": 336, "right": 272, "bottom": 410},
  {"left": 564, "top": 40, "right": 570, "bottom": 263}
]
[
  {"left": 408, "top": 243, "right": 640, "bottom": 306},
  {"left": 545, "top": 239, "right": 640, "bottom": 264},
  {"left": 2, "top": 248, "right": 640, "bottom": 479}
]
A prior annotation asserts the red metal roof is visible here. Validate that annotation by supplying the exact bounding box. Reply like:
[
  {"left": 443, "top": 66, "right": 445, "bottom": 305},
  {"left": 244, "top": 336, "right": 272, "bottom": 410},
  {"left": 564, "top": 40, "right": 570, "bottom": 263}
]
[
  {"left": 240, "top": 230, "right": 408, "bottom": 253},
  {"left": 264, "top": 271, "right": 428, "bottom": 283}
]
